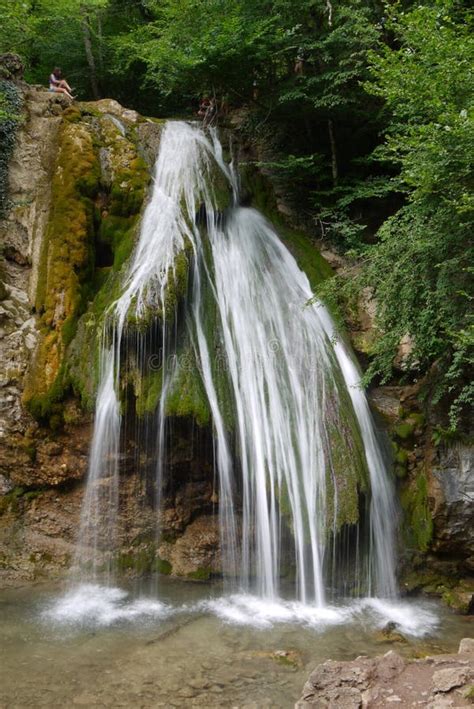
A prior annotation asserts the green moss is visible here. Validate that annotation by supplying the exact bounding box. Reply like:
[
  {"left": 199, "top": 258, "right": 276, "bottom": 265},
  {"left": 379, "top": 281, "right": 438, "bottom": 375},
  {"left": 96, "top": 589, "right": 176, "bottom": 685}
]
[
  {"left": 62, "top": 106, "right": 82, "bottom": 124},
  {"left": 324, "top": 352, "right": 369, "bottom": 534},
  {"left": 162, "top": 249, "right": 191, "bottom": 315},
  {"left": 116, "top": 548, "right": 175, "bottom": 576},
  {"left": 18, "top": 436, "right": 37, "bottom": 463},
  {"left": 394, "top": 447, "right": 409, "bottom": 465},
  {"left": 165, "top": 341, "right": 211, "bottom": 426},
  {"left": 395, "top": 422, "right": 415, "bottom": 440},
  {"left": 209, "top": 159, "right": 232, "bottom": 212},
  {"left": 24, "top": 121, "right": 101, "bottom": 420},
  {"left": 117, "top": 546, "right": 156, "bottom": 574},
  {"left": 463, "top": 685, "right": 474, "bottom": 700},
  {"left": 400, "top": 470, "right": 434, "bottom": 552},
  {"left": 407, "top": 412, "right": 425, "bottom": 427},
  {"left": 441, "top": 581, "right": 474, "bottom": 614},
  {"left": 187, "top": 567, "right": 212, "bottom": 581},
  {"left": 23, "top": 490, "right": 42, "bottom": 502},
  {"left": 109, "top": 158, "right": 149, "bottom": 218},
  {"left": 154, "top": 558, "right": 172, "bottom": 575},
  {"left": 136, "top": 368, "right": 163, "bottom": 417},
  {"left": 401, "top": 568, "right": 457, "bottom": 594},
  {"left": 0, "top": 486, "right": 24, "bottom": 515},
  {"left": 99, "top": 215, "right": 138, "bottom": 271},
  {"left": 394, "top": 444, "right": 409, "bottom": 479},
  {"left": 0, "top": 486, "right": 42, "bottom": 515},
  {"left": 26, "top": 357, "right": 68, "bottom": 427}
]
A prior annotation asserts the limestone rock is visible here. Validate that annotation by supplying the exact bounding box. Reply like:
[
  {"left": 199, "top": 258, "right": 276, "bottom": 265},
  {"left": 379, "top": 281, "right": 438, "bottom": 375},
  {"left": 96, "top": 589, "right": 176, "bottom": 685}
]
[
  {"left": 297, "top": 649, "right": 474, "bottom": 708},
  {"left": 432, "top": 666, "right": 469, "bottom": 693},
  {"left": 158, "top": 514, "right": 221, "bottom": 578},
  {"left": 459, "top": 638, "right": 474, "bottom": 655},
  {"left": 431, "top": 443, "right": 474, "bottom": 558},
  {"left": 0, "top": 53, "right": 24, "bottom": 81}
]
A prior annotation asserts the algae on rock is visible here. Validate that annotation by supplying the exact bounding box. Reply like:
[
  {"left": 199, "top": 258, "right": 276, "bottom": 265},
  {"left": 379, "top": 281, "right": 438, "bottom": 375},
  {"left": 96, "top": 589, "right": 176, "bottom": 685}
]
[{"left": 23, "top": 105, "right": 158, "bottom": 422}]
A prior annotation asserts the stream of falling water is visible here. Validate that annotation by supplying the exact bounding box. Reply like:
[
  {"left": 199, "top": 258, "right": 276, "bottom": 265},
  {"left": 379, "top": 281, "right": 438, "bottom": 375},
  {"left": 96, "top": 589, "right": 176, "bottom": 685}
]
[{"left": 72, "top": 120, "right": 397, "bottom": 608}]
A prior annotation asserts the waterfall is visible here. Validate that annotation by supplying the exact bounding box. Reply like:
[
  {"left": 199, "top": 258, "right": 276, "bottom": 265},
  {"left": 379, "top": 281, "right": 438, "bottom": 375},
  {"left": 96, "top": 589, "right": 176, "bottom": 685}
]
[{"left": 74, "top": 120, "right": 397, "bottom": 602}]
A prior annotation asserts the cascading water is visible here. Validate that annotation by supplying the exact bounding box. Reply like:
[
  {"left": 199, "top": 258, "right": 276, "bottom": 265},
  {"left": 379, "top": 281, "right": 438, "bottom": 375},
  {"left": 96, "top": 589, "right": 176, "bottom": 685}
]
[{"left": 73, "top": 120, "right": 397, "bottom": 604}]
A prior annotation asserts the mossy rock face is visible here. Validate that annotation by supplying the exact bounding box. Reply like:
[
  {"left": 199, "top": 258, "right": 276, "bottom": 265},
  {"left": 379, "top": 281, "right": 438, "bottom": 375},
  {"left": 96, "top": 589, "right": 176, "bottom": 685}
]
[
  {"left": 395, "top": 422, "right": 415, "bottom": 441},
  {"left": 186, "top": 567, "right": 212, "bottom": 581},
  {"left": 393, "top": 442, "right": 409, "bottom": 479},
  {"left": 400, "top": 470, "right": 434, "bottom": 552},
  {"left": 135, "top": 368, "right": 163, "bottom": 417},
  {"left": 23, "top": 120, "right": 101, "bottom": 424},
  {"left": 164, "top": 341, "right": 211, "bottom": 427},
  {"left": 154, "top": 558, "right": 172, "bottom": 575},
  {"left": 97, "top": 112, "right": 151, "bottom": 271},
  {"left": 23, "top": 106, "right": 156, "bottom": 422},
  {"left": 441, "top": 586, "right": 473, "bottom": 614}
]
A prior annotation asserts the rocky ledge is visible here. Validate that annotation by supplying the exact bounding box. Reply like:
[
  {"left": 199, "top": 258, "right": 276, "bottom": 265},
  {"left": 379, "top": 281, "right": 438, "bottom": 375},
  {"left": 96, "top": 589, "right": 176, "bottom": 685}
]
[{"left": 297, "top": 638, "right": 474, "bottom": 708}]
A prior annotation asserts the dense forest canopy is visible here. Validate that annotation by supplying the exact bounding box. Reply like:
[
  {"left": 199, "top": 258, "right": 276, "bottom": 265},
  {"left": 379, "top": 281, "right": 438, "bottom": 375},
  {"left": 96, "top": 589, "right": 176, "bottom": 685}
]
[{"left": 0, "top": 0, "right": 472, "bottom": 431}]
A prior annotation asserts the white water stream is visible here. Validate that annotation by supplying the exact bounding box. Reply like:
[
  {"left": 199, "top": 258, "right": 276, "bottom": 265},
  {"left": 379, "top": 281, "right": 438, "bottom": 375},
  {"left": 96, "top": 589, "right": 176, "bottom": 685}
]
[{"left": 74, "top": 121, "right": 397, "bottom": 605}]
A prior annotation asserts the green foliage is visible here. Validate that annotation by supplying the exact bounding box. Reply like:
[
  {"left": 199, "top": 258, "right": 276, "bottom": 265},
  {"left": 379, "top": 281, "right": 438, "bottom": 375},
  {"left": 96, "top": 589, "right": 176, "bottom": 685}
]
[
  {"left": 0, "top": 1, "right": 33, "bottom": 56},
  {"left": 359, "top": 2, "right": 474, "bottom": 429},
  {"left": 0, "top": 80, "right": 22, "bottom": 218}
]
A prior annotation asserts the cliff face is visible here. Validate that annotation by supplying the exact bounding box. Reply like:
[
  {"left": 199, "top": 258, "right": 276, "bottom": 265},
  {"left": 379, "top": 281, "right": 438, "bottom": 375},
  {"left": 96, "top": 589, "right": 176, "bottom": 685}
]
[
  {"left": 0, "top": 80, "right": 472, "bottom": 606},
  {"left": 0, "top": 86, "right": 218, "bottom": 585}
]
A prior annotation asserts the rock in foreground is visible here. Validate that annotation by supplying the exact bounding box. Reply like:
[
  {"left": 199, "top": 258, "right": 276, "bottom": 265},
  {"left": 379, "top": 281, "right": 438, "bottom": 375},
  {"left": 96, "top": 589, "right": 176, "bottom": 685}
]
[{"left": 296, "top": 639, "right": 474, "bottom": 708}]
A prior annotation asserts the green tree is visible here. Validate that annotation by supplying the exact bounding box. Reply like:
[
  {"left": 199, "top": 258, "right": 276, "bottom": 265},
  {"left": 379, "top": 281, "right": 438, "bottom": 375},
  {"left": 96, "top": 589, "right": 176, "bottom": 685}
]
[{"left": 360, "top": 1, "right": 473, "bottom": 429}]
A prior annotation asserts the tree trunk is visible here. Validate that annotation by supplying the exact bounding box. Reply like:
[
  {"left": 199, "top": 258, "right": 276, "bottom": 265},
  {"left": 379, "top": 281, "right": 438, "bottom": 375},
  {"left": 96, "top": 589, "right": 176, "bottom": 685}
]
[
  {"left": 328, "top": 118, "right": 338, "bottom": 186},
  {"left": 81, "top": 12, "right": 100, "bottom": 100},
  {"left": 326, "top": 0, "right": 333, "bottom": 27},
  {"left": 97, "top": 14, "right": 104, "bottom": 74}
]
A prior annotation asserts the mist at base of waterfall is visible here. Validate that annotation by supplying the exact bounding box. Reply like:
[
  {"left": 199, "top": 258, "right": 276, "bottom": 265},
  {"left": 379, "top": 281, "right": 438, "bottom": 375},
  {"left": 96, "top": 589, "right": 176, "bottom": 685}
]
[{"left": 42, "top": 581, "right": 439, "bottom": 639}]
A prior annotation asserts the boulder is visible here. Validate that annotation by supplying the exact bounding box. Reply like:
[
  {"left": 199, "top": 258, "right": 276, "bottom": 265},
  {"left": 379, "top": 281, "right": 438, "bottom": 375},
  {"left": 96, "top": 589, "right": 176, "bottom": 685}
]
[
  {"left": 297, "top": 649, "right": 474, "bottom": 708},
  {"left": 431, "top": 444, "right": 474, "bottom": 558},
  {"left": 0, "top": 53, "right": 24, "bottom": 81}
]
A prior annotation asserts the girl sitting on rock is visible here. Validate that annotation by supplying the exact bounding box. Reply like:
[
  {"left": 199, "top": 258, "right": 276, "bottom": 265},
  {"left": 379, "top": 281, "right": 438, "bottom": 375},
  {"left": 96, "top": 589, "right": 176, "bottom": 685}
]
[{"left": 49, "top": 68, "right": 74, "bottom": 100}]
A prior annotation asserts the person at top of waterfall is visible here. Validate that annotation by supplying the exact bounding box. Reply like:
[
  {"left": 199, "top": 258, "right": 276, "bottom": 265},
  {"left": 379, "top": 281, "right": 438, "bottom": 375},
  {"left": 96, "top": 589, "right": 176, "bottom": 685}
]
[
  {"left": 49, "top": 68, "right": 74, "bottom": 100},
  {"left": 198, "top": 96, "right": 211, "bottom": 117},
  {"left": 198, "top": 96, "right": 217, "bottom": 127}
]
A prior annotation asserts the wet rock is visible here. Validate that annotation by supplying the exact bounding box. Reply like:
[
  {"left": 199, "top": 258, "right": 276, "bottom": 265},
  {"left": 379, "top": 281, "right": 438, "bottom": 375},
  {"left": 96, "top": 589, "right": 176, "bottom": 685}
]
[
  {"left": 374, "top": 622, "right": 408, "bottom": 645},
  {"left": 158, "top": 514, "right": 221, "bottom": 578}
]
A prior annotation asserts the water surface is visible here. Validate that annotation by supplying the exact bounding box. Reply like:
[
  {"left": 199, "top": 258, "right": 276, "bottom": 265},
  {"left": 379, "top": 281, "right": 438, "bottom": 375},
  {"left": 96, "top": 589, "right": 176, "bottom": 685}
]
[{"left": 1, "top": 579, "right": 471, "bottom": 707}]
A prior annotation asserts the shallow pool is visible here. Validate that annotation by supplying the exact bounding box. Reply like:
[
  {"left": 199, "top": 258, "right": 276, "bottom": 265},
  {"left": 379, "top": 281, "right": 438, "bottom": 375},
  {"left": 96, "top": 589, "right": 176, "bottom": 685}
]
[{"left": 0, "top": 578, "right": 472, "bottom": 707}]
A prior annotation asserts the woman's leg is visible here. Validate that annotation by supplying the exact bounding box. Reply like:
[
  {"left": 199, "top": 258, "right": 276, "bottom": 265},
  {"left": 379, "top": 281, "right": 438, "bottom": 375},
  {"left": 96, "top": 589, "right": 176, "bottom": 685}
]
[
  {"left": 58, "top": 79, "right": 73, "bottom": 92},
  {"left": 54, "top": 86, "right": 74, "bottom": 100}
]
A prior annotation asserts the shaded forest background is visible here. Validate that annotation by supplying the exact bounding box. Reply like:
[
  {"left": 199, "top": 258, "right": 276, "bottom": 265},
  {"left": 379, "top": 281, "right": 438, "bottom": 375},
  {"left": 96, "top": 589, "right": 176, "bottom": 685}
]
[{"left": 0, "top": 0, "right": 472, "bottom": 433}]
